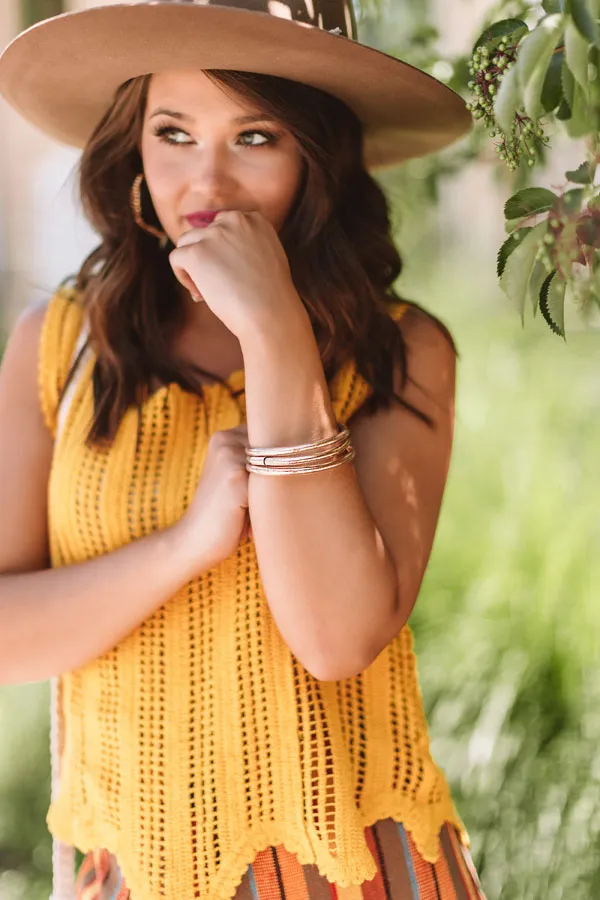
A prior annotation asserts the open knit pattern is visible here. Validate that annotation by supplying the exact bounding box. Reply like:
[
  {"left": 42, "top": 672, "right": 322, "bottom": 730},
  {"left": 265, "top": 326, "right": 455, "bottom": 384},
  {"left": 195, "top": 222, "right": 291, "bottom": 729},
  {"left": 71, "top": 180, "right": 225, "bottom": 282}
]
[{"left": 40, "top": 288, "right": 468, "bottom": 900}]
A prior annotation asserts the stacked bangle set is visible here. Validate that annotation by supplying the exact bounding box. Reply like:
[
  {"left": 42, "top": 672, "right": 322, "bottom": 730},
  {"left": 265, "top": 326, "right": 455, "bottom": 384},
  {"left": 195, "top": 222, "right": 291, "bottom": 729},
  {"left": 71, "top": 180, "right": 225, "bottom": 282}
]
[{"left": 245, "top": 424, "right": 355, "bottom": 476}]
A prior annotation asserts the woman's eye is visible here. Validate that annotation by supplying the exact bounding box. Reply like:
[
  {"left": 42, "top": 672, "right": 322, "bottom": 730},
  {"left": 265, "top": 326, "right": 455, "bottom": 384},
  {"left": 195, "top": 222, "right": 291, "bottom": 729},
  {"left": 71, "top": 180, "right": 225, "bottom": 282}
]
[
  {"left": 153, "top": 125, "right": 193, "bottom": 145},
  {"left": 237, "top": 130, "right": 278, "bottom": 147}
]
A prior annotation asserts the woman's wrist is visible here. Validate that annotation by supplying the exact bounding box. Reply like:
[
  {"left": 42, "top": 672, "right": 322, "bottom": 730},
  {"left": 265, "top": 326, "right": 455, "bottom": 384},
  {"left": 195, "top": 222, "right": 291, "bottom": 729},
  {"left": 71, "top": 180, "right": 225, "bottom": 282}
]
[
  {"left": 241, "top": 306, "right": 336, "bottom": 448},
  {"left": 240, "top": 295, "right": 313, "bottom": 358}
]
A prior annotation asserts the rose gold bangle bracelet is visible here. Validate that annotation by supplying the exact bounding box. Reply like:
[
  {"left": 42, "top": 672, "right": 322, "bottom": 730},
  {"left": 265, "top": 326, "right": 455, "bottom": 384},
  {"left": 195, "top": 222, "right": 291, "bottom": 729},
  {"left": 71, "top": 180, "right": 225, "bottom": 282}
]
[
  {"left": 246, "top": 433, "right": 352, "bottom": 468},
  {"left": 245, "top": 424, "right": 350, "bottom": 460},
  {"left": 245, "top": 446, "right": 355, "bottom": 476}
]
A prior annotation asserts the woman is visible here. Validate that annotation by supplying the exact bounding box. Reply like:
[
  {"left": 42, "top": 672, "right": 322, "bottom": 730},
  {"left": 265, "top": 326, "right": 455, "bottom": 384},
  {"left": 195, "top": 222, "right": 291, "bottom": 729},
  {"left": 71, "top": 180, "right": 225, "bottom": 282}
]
[{"left": 0, "top": 2, "right": 484, "bottom": 899}]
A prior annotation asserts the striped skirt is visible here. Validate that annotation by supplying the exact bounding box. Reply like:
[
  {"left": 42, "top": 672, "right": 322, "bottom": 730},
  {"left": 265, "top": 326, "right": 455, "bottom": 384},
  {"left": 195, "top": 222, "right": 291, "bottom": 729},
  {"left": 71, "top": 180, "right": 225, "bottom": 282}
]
[{"left": 75, "top": 820, "right": 486, "bottom": 900}]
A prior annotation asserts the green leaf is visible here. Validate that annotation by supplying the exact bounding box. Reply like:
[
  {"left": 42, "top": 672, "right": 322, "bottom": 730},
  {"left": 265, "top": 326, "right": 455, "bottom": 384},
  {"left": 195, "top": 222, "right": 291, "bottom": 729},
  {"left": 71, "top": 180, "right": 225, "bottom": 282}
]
[
  {"left": 473, "top": 18, "right": 528, "bottom": 51},
  {"left": 563, "top": 187, "right": 586, "bottom": 210},
  {"left": 587, "top": 43, "right": 600, "bottom": 104},
  {"left": 518, "top": 15, "right": 566, "bottom": 120},
  {"left": 560, "top": 59, "right": 593, "bottom": 134},
  {"left": 539, "top": 270, "right": 567, "bottom": 337},
  {"left": 504, "top": 187, "right": 558, "bottom": 219},
  {"left": 518, "top": 15, "right": 565, "bottom": 87},
  {"left": 528, "top": 253, "right": 553, "bottom": 313},
  {"left": 565, "top": 20, "right": 590, "bottom": 87},
  {"left": 541, "top": 49, "right": 565, "bottom": 110},
  {"left": 497, "top": 228, "right": 533, "bottom": 277},
  {"left": 565, "top": 159, "right": 596, "bottom": 181},
  {"left": 556, "top": 95, "right": 573, "bottom": 117},
  {"left": 563, "top": 79, "right": 592, "bottom": 134},
  {"left": 543, "top": 0, "right": 565, "bottom": 10},
  {"left": 494, "top": 59, "right": 523, "bottom": 133},
  {"left": 562, "top": 56, "right": 576, "bottom": 105},
  {"left": 499, "top": 221, "right": 549, "bottom": 318},
  {"left": 505, "top": 218, "right": 527, "bottom": 233},
  {"left": 539, "top": 269, "right": 557, "bottom": 318},
  {"left": 567, "top": 0, "right": 600, "bottom": 47}
]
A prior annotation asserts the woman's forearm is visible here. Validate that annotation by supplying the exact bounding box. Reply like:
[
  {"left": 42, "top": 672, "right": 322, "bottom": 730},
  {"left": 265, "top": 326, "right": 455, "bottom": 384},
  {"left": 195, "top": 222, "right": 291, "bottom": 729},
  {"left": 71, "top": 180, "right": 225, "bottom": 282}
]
[
  {"left": 242, "top": 310, "right": 398, "bottom": 682},
  {"left": 0, "top": 520, "right": 204, "bottom": 685}
]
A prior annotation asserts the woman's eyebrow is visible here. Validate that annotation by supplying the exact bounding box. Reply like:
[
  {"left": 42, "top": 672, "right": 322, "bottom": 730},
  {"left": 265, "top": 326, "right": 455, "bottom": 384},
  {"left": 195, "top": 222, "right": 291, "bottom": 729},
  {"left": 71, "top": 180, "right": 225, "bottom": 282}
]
[{"left": 149, "top": 108, "right": 277, "bottom": 125}]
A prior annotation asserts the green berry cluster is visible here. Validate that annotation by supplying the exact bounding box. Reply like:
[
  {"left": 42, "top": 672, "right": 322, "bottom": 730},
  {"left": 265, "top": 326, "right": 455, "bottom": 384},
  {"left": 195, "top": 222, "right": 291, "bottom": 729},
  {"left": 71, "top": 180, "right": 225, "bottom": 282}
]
[{"left": 466, "top": 39, "right": 548, "bottom": 171}]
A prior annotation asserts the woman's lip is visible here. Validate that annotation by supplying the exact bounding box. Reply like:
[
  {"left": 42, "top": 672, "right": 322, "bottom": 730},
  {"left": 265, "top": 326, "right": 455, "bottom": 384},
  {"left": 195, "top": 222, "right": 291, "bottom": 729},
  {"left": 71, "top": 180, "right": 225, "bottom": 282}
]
[{"left": 185, "top": 211, "right": 220, "bottom": 227}]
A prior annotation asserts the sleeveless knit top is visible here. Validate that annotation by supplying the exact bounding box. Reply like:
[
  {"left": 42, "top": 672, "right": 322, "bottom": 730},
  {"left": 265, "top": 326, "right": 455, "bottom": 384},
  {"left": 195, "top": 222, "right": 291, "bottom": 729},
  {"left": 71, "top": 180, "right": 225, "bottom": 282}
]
[{"left": 40, "top": 288, "right": 467, "bottom": 900}]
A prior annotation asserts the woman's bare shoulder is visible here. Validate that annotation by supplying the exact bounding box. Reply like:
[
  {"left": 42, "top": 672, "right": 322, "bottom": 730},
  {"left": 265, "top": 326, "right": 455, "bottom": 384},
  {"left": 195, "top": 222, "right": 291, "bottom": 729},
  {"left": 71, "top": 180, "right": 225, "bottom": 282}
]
[
  {"left": 0, "top": 299, "right": 55, "bottom": 575},
  {"left": 393, "top": 302, "right": 456, "bottom": 407},
  {"left": 6, "top": 298, "right": 50, "bottom": 346},
  {"left": 1, "top": 300, "right": 50, "bottom": 386}
]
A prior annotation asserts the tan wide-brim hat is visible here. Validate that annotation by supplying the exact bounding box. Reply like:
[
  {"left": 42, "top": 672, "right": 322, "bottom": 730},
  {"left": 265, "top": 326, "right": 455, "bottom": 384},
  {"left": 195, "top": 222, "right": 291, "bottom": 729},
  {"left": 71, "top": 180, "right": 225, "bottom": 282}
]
[{"left": 0, "top": 0, "right": 472, "bottom": 171}]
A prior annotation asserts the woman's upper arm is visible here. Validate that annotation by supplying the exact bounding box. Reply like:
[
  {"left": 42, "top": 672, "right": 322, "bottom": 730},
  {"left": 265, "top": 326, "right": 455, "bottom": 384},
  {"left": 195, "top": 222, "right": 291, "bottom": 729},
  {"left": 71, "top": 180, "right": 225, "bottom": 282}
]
[
  {"left": 350, "top": 306, "right": 456, "bottom": 638},
  {"left": 0, "top": 302, "right": 53, "bottom": 574}
]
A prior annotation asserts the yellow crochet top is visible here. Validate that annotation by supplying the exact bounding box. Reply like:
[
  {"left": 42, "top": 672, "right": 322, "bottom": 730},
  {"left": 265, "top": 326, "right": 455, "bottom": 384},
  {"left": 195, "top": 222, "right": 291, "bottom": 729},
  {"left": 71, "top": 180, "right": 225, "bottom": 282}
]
[{"left": 41, "top": 288, "right": 467, "bottom": 900}]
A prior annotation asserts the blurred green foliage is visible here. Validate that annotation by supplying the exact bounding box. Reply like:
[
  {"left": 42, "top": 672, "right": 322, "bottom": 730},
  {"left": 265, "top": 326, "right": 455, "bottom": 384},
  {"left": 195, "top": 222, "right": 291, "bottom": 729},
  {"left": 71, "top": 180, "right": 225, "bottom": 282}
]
[
  {"left": 412, "top": 273, "right": 600, "bottom": 899},
  {"left": 20, "top": 1, "right": 65, "bottom": 31},
  {"left": 0, "top": 684, "right": 52, "bottom": 899}
]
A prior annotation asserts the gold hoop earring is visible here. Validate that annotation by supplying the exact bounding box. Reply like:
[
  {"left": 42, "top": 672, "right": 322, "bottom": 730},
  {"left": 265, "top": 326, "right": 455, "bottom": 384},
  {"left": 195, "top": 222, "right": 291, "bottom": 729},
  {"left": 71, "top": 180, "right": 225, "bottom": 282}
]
[{"left": 130, "top": 173, "right": 168, "bottom": 247}]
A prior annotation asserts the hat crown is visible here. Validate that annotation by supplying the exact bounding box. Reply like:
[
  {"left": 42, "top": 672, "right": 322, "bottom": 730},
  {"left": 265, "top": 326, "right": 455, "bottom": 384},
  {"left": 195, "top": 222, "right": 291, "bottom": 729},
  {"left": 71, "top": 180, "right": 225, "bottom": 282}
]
[{"left": 181, "top": 0, "right": 357, "bottom": 39}]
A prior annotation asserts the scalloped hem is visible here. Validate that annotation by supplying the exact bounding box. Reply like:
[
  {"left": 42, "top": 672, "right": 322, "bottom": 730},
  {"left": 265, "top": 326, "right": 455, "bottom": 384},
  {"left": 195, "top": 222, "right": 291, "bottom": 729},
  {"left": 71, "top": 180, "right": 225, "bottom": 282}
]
[{"left": 49, "top": 800, "right": 469, "bottom": 900}]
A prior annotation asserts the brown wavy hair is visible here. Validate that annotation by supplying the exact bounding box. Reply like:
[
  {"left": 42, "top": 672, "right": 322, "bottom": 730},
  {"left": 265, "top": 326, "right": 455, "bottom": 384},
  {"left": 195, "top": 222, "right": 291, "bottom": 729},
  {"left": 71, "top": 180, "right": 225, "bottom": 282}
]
[{"left": 67, "top": 69, "right": 453, "bottom": 444}]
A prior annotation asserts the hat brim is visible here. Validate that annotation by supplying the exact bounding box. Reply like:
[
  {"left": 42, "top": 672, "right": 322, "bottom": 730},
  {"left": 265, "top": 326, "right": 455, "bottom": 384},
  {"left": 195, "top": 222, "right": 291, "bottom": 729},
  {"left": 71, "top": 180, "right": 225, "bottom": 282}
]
[{"left": 0, "top": 2, "right": 472, "bottom": 169}]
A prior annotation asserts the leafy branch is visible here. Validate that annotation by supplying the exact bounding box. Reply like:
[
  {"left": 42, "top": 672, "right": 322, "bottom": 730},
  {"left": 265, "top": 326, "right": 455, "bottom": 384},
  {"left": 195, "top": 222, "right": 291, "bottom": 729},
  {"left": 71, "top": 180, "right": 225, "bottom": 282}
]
[{"left": 467, "top": 0, "right": 600, "bottom": 337}]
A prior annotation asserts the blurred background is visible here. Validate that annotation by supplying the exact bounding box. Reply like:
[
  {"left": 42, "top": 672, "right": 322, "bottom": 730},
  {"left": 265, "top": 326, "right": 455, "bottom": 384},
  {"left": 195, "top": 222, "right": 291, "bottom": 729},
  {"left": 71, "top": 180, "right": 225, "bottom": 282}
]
[{"left": 1, "top": 1, "right": 600, "bottom": 898}]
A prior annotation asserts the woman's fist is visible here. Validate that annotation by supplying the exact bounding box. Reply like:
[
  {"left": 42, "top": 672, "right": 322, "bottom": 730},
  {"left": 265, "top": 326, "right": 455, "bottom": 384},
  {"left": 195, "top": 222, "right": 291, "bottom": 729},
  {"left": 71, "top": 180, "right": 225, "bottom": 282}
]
[{"left": 177, "top": 424, "right": 252, "bottom": 572}]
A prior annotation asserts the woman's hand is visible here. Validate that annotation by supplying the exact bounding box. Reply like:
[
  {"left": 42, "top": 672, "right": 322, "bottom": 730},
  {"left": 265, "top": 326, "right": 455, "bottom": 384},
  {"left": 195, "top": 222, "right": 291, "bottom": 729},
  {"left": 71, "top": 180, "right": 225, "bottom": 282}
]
[
  {"left": 175, "top": 425, "right": 253, "bottom": 573},
  {"left": 169, "top": 210, "right": 307, "bottom": 341}
]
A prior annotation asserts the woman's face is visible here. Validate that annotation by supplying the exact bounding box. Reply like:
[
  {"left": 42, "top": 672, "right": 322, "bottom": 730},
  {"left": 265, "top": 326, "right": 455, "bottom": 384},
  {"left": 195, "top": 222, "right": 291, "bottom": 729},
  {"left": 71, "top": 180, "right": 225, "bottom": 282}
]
[{"left": 140, "top": 70, "right": 304, "bottom": 245}]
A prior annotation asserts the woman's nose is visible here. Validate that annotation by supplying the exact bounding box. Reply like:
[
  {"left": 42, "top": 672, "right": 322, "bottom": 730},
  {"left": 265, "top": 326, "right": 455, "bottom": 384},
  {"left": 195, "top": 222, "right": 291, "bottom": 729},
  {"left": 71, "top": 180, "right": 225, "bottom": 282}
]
[{"left": 185, "top": 142, "right": 236, "bottom": 191}]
